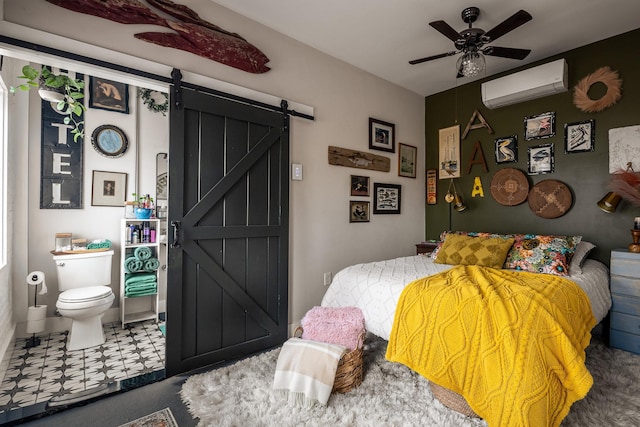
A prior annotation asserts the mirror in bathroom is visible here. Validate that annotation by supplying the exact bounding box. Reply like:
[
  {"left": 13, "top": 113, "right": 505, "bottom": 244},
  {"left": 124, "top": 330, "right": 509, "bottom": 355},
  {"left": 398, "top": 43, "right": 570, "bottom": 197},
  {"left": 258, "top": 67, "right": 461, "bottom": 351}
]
[{"left": 156, "top": 152, "right": 168, "bottom": 219}]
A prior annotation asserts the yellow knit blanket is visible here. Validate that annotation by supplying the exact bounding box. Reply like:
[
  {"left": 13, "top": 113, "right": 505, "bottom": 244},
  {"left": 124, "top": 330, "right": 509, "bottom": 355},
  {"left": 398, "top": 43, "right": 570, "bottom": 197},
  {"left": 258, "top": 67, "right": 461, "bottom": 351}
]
[{"left": 386, "top": 265, "right": 595, "bottom": 427}]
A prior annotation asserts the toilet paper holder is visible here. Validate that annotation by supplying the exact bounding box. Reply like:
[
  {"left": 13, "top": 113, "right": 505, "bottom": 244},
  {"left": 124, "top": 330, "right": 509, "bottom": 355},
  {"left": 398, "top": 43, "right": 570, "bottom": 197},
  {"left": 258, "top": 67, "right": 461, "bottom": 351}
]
[{"left": 25, "top": 271, "right": 48, "bottom": 348}]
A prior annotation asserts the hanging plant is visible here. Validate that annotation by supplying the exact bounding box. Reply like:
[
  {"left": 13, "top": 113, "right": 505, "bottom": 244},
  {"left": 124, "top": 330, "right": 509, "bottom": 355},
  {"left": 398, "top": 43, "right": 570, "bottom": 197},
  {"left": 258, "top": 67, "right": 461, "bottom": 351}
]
[
  {"left": 573, "top": 66, "right": 622, "bottom": 113},
  {"left": 139, "top": 88, "right": 169, "bottom": 116},
  {"left": 11, "top": 65, "right": 86, "bottom": 142}
]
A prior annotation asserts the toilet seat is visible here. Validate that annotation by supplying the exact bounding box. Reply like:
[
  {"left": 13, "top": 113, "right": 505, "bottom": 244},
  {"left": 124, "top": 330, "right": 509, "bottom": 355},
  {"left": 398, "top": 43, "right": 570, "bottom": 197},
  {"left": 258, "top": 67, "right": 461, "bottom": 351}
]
[{"left": 57, "top": 286, "right": 114, "bottom": 310}]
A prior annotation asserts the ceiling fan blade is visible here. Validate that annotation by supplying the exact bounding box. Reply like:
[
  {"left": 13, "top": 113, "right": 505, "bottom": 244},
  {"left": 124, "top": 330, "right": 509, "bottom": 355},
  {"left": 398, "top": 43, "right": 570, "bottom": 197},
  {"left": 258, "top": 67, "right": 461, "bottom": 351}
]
[
  {"left": 484, "top": 10, "right": 532, "bottom": 42},
  {"left": 429, "top": 20, "right": 462, "bottom": 42},
  {"left": 409, "top": 51, "right": 458, "bottom": 65},
  {"left": 483, "top": 46, "right": 531, "bottom": 60}
]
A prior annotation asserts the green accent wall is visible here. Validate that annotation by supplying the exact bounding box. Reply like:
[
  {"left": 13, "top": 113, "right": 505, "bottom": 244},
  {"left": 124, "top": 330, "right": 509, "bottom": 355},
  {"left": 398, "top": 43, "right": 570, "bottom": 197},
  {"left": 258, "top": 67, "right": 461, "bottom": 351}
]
[{"left": 425, "top": 28, "right": 640, "bottom": 265}]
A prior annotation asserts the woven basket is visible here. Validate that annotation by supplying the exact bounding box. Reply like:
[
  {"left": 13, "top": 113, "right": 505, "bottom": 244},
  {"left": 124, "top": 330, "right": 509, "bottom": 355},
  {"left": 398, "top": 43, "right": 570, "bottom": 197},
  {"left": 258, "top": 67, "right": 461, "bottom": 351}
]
[
  {"left": 294, "top": 326, "right": 365, "bottom": 393},
  {"left": 429, "top": 382, "right": 479, "bottom": 418}
]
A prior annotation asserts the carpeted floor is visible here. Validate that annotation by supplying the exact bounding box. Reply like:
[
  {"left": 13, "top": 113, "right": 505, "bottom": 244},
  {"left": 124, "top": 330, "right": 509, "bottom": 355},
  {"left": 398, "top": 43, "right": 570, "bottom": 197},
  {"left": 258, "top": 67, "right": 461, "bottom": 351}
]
[{"left": 181, "top": 335, "right": 640, "bottom": 427}]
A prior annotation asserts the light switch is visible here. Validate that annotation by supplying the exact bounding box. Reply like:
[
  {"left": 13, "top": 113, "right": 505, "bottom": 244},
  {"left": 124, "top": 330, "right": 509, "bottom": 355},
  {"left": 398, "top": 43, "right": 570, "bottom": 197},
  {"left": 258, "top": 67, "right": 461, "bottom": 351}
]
[{"left": 291, "top": 163, "right": 303, "bottom": 181}]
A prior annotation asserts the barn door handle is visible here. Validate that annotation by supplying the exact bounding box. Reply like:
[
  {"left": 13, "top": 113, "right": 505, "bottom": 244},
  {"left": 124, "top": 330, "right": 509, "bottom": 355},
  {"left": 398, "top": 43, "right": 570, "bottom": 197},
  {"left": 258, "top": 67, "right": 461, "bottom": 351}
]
[{"left": 170, "top": 221, "right": 182, "bottom": 248}]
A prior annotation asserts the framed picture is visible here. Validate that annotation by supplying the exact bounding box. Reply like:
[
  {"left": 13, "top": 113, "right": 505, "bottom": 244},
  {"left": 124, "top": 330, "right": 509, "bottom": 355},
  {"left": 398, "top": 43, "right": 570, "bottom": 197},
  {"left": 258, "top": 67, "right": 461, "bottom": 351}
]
[
  {"left": 524, "top": 112, "right": 555, "bottom": 140},
  {"left": 350, "top": 175, "right": 370, "bottom": 196},
  {"left": 495, "top": 136, "right": 518, "bottom": 163},
  {"left": 349, "top": 201, "right": 370, "bottom": 223},
  {"left": 91, "top": 170, "right": 127, "bottom": 206},
  {"left": 369, "top": 118, "right": 395, "bottom": 153},
  {"left": 373, "top": 183, "right": 401, "bottom": 214},
  {"left": 564, "top": 120, "right": 595, "bottom": 153},
  {"left": 89, "top": 76, "right": 129, "bottom": 114},
  {"left": 398, "top": 143, "right": 417, "bottom": 178},
  {"left": 527, "top": 144, "right": 554, "bottom": 175},
  {"left": 426, "top": 169, "right": 437, "bottom": 205},
  {"left": 438, "top": 125, "right": 460, "bottom": 179}
]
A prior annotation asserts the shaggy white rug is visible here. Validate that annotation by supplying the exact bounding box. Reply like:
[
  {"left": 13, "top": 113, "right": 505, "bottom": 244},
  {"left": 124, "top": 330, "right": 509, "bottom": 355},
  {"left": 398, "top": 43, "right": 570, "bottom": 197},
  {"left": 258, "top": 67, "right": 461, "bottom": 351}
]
[{"left": 181, "top": 336, "right": 640, "bottom": 427}]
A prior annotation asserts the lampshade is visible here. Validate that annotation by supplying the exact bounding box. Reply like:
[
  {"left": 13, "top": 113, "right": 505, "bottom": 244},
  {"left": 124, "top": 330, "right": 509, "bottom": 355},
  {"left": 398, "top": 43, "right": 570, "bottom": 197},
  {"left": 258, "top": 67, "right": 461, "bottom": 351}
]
[
  {"left": 597, "top": 192, "right": 621, "bottom": 213},
  {"left": 456, "top": 51, "right": 486, "bottom": 77},
  {"left": 453, "top": 193, "right": 467, "bottom": 212}
]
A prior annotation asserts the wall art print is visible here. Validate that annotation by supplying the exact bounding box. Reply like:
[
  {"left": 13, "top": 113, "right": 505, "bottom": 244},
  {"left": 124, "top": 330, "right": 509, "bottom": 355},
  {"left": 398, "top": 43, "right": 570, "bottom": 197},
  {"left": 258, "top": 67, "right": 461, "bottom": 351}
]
[
  {"left": 564, "top": 120, "right": 595, "bottom": 154},
  {"left": 374, "top": 183, "right": 401, "bottom": 214},
  {"left": 398, "top": 143, "right": 417, "bottom": 178},
  {"left": 369, "top": 118, "right": 395, "bottom": 153},
  {"left": 528, "top": 144, "right": 554, "bottom": 175},
  {"left": 524, "top": 112, "right": 555, "bottom": 141},
  {"left": 350, "top": 175, "right": 370, "bottom": 196},
  {"left": 349, "top": 201, "right": 370, "bottom": 223},
  {"left": 495, "top": 136, "right": 518, "bottom": 163},
  {"left": 608, "top": 125, "right": 640, "bottom": 173},
  {"left": 89, "top": 77, "right": 129, "bottom": 113},
  {"left": 438, "top": 125, "right": 460, "bottom": 179}
]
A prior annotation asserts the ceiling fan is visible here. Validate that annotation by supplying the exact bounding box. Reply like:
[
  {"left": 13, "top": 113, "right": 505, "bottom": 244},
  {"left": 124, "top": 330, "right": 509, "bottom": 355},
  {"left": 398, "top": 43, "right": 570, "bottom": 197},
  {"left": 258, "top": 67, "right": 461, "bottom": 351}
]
[{"left": 409, "top": 7, "right": 532, "bottom": 78}]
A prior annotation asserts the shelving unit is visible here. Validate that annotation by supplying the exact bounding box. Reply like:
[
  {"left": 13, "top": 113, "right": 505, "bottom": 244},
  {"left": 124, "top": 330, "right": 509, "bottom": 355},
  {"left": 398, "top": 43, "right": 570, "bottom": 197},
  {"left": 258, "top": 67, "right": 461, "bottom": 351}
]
[{"left": 120, "top": 218, "right": 161, "bottom": 328}]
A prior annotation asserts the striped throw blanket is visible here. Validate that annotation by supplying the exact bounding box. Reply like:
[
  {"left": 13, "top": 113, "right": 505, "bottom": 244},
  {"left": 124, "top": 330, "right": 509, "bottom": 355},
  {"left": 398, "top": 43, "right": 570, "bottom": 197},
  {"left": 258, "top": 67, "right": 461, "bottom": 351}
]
[{"left": 273, "top": 338, "right": 346, "bottom": 408}]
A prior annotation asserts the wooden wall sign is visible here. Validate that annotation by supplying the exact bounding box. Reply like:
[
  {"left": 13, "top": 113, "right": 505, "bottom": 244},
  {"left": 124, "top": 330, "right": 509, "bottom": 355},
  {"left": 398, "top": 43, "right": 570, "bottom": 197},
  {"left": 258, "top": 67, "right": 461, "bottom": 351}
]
[
  {"left": 328, "top": 146, "right": 390, "bottom": 172},
  {"left": 46, "top": 0, "right": 270, "bottom": 74},
  {"left": 40, "top": 75, "right": 84, "bottom": 209},
  {"left": 465, "top": 141, "right": 489, "bottom": 174},
  {"left": 462, "top": 109, "right": 494, "bottom": 139}
]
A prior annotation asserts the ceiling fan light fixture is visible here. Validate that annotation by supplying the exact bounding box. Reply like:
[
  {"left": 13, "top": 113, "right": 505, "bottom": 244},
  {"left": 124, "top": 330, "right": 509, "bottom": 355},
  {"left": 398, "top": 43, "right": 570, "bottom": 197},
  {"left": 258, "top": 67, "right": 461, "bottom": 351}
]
[{"left": 456, "top": 51, "right": 485, "bottom": 77}]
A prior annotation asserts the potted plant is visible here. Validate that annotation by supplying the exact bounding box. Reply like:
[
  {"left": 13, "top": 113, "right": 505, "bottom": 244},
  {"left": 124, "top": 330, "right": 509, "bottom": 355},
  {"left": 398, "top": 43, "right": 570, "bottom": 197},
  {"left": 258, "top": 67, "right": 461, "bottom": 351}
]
[{"left": 11, "top": 65, "right": 86, "bottom": 143}]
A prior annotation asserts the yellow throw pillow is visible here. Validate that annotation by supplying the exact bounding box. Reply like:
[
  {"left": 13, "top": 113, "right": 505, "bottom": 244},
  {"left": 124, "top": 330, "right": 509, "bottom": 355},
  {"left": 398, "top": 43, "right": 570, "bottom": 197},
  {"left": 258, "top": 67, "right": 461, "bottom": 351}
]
[{"left": 434, "top": 234, "right": 515, "bottom": 268}]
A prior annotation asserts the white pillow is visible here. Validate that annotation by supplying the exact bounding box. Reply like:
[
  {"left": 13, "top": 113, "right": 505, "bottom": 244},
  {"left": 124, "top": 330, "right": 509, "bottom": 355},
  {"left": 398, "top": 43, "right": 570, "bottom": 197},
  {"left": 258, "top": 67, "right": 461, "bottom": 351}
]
[{"left": 569, "top": 241, "right": 596, "bottom": 276}]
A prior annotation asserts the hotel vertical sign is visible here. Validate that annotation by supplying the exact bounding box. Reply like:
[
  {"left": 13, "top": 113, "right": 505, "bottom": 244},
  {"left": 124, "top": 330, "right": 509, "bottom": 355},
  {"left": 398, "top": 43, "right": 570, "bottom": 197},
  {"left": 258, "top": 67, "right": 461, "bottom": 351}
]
[{"left": 40, "top": 72, "right": 83, "bottom": 209}]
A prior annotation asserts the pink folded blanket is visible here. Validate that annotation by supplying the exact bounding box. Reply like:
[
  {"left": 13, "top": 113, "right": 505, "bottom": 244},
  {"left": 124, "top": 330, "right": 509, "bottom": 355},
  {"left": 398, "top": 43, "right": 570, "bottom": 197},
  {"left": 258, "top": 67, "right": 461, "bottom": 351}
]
[{"left": 301, "top": 306, "right": 365, "bottom": 351}]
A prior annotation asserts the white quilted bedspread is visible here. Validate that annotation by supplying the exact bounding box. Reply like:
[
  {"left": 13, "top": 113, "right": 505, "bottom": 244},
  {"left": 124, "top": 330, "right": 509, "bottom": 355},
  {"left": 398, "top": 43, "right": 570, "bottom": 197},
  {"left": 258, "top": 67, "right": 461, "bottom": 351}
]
[{"left": 321, "top": 255, "right": 611, "bottom": 340}]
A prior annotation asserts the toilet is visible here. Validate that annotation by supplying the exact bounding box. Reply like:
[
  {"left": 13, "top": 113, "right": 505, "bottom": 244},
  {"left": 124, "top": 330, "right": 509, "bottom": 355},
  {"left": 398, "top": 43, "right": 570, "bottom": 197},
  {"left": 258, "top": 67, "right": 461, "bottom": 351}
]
[{"left": 53, "top": 250, "right": 115, "bottom": 351}]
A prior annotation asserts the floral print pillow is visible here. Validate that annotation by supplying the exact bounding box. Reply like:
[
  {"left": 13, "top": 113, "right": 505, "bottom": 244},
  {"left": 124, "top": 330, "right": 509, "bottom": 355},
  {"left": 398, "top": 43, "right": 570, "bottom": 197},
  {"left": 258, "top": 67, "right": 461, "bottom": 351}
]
[{"left": 502, "top": 234, "right": 582, "bottom": 276}]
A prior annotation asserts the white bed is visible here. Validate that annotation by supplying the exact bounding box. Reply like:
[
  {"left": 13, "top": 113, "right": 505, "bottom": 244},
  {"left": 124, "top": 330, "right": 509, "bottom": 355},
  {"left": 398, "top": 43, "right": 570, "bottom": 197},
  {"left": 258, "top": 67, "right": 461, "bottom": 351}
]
[{"left": 321, "top": 254, "right": 612, "bottom": 340}]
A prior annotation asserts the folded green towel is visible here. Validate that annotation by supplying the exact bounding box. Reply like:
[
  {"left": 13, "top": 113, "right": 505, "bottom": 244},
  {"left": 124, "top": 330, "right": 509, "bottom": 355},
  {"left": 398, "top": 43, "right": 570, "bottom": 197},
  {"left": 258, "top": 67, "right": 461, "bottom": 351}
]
[
  {"left": 124, "top": 257, "right": 143, "bottom": 273},
  {"left": 87, "top": 239, "right": 112, "bottom": 250},
  {"left": 125, "top": 287, "right": 157, "bottom": 297},
  {"left": 125, "top": 272, "right": 156, "bottom": 285},
  {"left": 134, "top": 246, "right": 152, "bottom": 260},
  {"left": 125, "top": 282, "right": 157, "bottom": 292},
  {"left": 144, "top": 258, "right": 160, "bottom": 272}
]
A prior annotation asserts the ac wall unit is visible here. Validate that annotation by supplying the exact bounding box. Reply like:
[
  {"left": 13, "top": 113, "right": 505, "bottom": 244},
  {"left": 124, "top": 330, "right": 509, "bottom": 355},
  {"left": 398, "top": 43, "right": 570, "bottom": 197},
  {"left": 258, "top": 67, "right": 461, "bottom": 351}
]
[{"left": 481, "top": 59, "right": 568, "bottom": 109}]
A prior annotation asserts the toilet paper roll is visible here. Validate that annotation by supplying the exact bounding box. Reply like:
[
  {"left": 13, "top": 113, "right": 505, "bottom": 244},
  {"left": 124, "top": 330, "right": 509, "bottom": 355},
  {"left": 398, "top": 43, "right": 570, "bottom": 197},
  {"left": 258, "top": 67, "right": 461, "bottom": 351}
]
[
  {"left": 26, "top": 305, "right": 47, "bottom": 334},
  {"left": 26, "top": 271, "right": 48, "bottom": 295}
]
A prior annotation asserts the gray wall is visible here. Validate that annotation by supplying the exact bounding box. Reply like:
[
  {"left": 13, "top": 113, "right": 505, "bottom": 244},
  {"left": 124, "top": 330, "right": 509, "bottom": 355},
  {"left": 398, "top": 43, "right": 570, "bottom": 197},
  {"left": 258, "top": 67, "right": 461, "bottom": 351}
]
[{"left": 425, "top": 28, "right": 640, "bottom": 265}]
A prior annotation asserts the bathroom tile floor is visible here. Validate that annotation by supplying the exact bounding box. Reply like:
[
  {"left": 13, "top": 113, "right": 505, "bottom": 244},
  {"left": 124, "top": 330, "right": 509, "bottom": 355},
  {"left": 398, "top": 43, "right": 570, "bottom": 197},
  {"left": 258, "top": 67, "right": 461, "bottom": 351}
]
[{"left": 0, "top": 320, "right": 164, "bottom": 414}]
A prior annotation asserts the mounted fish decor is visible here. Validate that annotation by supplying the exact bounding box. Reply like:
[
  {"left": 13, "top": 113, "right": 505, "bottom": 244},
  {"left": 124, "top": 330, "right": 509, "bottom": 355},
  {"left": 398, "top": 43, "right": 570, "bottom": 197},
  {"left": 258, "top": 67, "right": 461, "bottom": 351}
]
[{"left": 46, "top": 0, "right": 270, "bottom": 74}]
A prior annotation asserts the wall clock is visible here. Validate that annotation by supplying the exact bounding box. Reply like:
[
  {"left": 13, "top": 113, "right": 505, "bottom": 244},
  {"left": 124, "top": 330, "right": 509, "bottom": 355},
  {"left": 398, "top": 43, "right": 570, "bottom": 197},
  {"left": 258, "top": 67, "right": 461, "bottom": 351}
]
[{"left": 91, "top": 125, "right": 128, "bottom": 158}]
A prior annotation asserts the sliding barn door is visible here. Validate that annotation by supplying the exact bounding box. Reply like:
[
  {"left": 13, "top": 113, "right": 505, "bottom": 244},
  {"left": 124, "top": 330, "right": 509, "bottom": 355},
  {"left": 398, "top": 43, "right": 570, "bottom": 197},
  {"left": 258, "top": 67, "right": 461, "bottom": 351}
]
[{"left": 165, "top": 86, "right": 289, "bottom": 376}]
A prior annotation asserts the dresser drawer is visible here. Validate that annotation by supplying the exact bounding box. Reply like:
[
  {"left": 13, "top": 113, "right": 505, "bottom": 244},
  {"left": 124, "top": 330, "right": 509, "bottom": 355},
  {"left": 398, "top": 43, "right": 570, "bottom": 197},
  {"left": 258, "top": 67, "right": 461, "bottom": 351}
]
[
  {"left": 610, "top": 311, "right": 640, "bottom": 335},
  {"left": 610, "top": 329, "right": 640, "bottom": 355},
  {"left": 610, "top": 252, "right": 640, "bottom": 277},
  {"left": 611, "top": 294, "right": 640, "bottom": 316},
  {"left": 610, "top": 275, "right": 640, "bottom": 297}
]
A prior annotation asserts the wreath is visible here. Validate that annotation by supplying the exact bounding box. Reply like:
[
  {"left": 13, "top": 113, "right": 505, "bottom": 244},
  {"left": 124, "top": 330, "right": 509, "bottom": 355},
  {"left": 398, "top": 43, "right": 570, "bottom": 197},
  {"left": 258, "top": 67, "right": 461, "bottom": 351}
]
[
  {"left": 139, "top": 88, "right": 169, "bottom": 116},
  {"left": 573, "top": 66, "right": 622, "bottom": 113}
]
